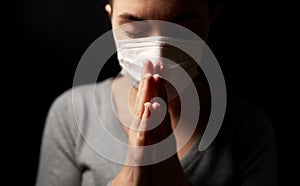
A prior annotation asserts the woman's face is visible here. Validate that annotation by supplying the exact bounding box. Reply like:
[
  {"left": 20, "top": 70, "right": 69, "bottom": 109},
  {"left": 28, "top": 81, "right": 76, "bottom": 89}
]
[{"left": 107, "top": 0, "right": 213, "bottom": 40}]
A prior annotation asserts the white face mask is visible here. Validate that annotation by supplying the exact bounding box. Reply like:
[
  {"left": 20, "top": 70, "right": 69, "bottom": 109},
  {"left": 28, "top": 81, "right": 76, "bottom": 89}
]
[{"left": 115, "top": 36, "right": 203, "bottom": 99}]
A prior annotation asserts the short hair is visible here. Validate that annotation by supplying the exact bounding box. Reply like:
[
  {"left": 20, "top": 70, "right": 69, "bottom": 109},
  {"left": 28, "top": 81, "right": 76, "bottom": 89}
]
[
  {"left": 108, "top": 0, "right": 221, "bottom": 7},
  {"left": 108, "top": 0, "right": 221, "bottom": 17}
]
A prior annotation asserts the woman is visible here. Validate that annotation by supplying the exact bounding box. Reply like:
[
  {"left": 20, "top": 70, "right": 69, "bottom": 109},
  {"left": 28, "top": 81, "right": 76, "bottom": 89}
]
[{"left": 36, "top": 0, "right": 277, "bottom": 185}]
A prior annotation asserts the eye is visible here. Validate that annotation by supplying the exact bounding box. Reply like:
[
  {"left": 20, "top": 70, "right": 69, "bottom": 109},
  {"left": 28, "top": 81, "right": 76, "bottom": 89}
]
[
  {"left": 124, "top": 29, "right": 149, "bottom": 38},
  {"left": 120, "top": 22, "right": 151, "bottom": 38}
]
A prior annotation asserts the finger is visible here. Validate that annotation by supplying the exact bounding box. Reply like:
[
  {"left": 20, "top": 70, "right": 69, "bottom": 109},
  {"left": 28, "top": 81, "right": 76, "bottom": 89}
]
[
  {"left": 153, "top": 74, "right": 160, "bottom": 82},
  {"left": 139, "top": 102, "right": 151, "bottom": 131},
  {"left": 135, "top": 102, "right": 151, "bottom": 146},
  {"left": 142, "top": 60, "right": 153, "bottom": 76},
  {"left": 151, "top": 102, "right": 160, "bottom": 111},
  {"left": 136, "top": 60, "right": 153, "bottom": 107},
  {"left": 128, "top": 104, "right": 149, "bottom": 147},
  {"left": 153, "top": 61, "right": 162, "bottom": 74},
  {"left": 152, "top": 74, "right": 168, "bottom": 102},
  {"left": 135, "top": 72, "right": 150, "bottom": 109},
  {"left": 159, "top": 62, "right": 164, "bottom": 73},
  {"left": 135, "top": 73, "right": 153, "bottom": 119},
  {"left": 134, "top": 61, "right": 153, "bottom": 117},
  {"left": 148, "top": 102, "right": 162, "bottom": 145},
  {"left": 148, "top": 99, "right": 173, "bottom": 145},
  {"left": 135, "top": 61, "right": 150, "bottom": 105}
]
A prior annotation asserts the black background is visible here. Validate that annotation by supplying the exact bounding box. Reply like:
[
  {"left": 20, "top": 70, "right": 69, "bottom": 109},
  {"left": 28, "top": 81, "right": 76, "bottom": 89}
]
[{"left": 4, "top": 0, "right": 295, "bottom": 185}]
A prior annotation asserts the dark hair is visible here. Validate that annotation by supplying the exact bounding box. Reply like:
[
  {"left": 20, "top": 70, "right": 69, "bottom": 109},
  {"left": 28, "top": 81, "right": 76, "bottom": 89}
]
[
  {"left": 108, "top": 0, "right": 221, "bottom": 16},
  {"left": 108, "top": 0, "right": 221, "bottom": 6}
]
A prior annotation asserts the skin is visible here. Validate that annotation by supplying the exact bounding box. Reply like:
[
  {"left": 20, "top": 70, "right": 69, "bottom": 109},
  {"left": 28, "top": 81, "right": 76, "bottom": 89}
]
[{"left": 106, "top": 0, "right": 216, "bottom": 185}]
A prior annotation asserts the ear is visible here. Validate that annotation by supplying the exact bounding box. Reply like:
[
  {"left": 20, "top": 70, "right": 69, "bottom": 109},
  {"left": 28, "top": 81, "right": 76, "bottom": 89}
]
[{"left": 105, "top": 4, "right": 112, "bottom": 17}]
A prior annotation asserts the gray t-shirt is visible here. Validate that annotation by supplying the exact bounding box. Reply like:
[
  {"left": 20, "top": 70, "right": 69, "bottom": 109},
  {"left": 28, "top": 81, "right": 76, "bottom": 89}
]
[{"left": 36, "top": 78, "right": 277, "bottom": 186}]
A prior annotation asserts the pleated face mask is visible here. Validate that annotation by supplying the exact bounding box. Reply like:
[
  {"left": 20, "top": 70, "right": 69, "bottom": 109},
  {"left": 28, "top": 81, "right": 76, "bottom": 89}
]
[{"left": 115, "top": 36, "right": 203, "bottom": 100}]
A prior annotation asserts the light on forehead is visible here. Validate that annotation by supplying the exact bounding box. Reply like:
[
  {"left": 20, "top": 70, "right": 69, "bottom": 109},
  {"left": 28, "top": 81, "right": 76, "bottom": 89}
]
[
  {"left": 111, "top": 0, "right": 212, "bottom": 21},
  {"left": 113, "top": 20, "right": 201, "bottom": 40}
]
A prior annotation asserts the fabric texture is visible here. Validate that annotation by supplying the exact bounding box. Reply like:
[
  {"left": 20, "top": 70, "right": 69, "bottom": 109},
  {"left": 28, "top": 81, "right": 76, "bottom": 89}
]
[{"left": 36, "top": 78, "right": 277, "bottom": 186}]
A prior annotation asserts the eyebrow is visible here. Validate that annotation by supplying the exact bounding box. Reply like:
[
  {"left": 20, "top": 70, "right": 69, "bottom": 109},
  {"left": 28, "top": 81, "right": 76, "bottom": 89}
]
[
  {"left": 118, "top": 12, "right": 203, "bottom": 22},
  {"left": 118, "top": 13, "right": 146, "bottom": 21}
]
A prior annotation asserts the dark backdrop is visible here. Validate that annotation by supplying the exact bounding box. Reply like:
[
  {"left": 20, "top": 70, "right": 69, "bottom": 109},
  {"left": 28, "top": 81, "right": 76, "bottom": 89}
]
[{"left": 5, "top": 0, "right": 294, "bottom": 185}]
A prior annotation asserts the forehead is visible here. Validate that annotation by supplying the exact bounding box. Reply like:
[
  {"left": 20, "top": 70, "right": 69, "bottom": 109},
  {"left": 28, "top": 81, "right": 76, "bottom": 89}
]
[{"left": 112, "top": 0, "right": 209, "bottom": 21}]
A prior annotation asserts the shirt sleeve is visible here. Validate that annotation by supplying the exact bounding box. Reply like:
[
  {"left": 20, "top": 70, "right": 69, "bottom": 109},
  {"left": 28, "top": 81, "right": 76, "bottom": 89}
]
[
  {"left": 237, "top": 106, "right": 277, "bottom": 186},
  {"left": 36, "top": 93, "right": 81, "bottom": 186}
]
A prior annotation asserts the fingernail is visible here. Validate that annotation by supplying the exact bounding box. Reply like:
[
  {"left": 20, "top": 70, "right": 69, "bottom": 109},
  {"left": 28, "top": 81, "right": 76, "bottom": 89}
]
[
  {"left": 154, "top": 102, "right": 161, "bottom": 107},
  {"left": 143, "top": 60, "right": 150, "bottom": 65},
  {"left": 152, "top": 102, "right": 160, "bottom": 110},
  {"left": 153, "top": 74, "right": 160, "bottom": 81},
  {"left": 144, "top": 102, "right": 151, "bottom": 107}
]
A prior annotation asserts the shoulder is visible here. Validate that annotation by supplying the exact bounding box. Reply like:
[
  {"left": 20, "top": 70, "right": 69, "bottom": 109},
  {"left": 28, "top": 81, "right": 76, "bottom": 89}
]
[
  {"left": 225, "top": 97, "right": 273, "bottom": 135},
  {"left": 219, "top": 97, "right": 276, "bottom": 162},
  {"left": 49, "top": 79, "right": 112, "bottom": 116},
  {"left": 45, "top": 78, "right": 113, "bottom": 139},
  {"left": 214, "top": 97, "right": 275, "bottom": 151},
  {"left": 42, "top": 79, "right": 114, "bottom": 158},
  {"left": 224, "top": 99, "right": 277, "bottom": 185}
]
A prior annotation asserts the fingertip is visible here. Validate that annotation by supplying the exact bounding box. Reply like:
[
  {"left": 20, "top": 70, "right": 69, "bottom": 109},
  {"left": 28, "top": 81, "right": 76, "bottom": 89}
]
[
  {"left": 152, "top": 102, "right": 161, "bottom": 111},
  {"left": 142, "top": 60, "right": 153, "bottom": 75},
  {"left": 143, "top": 60, "right": 152, "bottom": 66},
  {"left": 153, "top": 61, "right": 162, "bottom": 73},
  {"left": 154, "top": 60, "right": 161, "bottom": 65},
  {"left": 160, "top": 64, "right": 164, "bottom": 71},
  {"left": 142, "top": 102, "right": 151, "bottom": 119},
  {"left": 153, "top": 74, "right": 160, "bottom": 81},
  {"left": 144, "top": 102, "right": 151, "bottom": 108}
]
